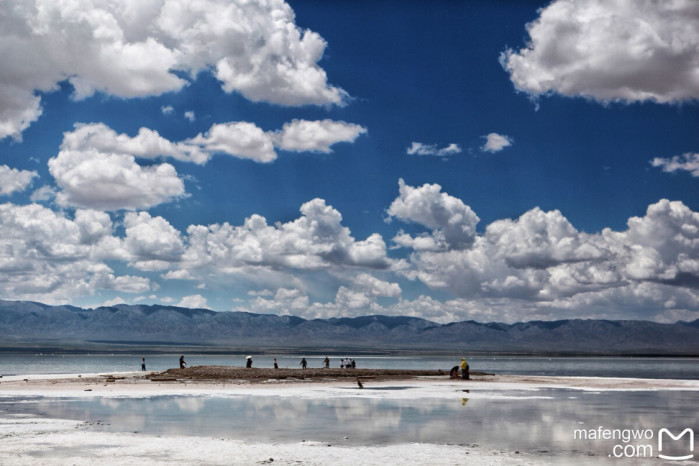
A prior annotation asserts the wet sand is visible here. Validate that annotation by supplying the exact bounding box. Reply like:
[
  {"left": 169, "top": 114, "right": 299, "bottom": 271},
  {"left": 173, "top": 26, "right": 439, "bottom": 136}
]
[
  {"left": 0, "top": 366, "right": 488, "bottom": 398},
  {"left": 1, "top": 366, "right": 697, "bottom": 397}
]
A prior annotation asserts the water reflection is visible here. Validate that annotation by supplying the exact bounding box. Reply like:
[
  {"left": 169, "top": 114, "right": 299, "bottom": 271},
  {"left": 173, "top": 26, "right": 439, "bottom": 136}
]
[{"left": 3, "top": 389, "right": 698, "bottom": 460}]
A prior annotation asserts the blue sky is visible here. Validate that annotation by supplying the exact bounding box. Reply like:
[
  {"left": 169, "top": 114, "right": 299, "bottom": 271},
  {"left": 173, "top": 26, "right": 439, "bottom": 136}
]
[{"left": 0, "top": 0, "right": 697, "bottom": 323}]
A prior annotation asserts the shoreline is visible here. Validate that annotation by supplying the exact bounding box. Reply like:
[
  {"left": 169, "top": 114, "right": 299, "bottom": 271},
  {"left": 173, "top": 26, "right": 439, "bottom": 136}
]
[
  {"left": 4, "top": 345, "right": 699, "bottom": 358},
  {"left": 1, "top": 368, "right": 698, "bottom": 398}
]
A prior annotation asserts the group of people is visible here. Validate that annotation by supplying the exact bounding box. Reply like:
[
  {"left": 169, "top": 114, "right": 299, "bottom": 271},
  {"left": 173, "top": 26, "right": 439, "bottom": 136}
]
[
  {"left": 163, "top": 355, "right": 468, "bottom": 376},
  {"left": 160, "top": 355, "right": 342, "bottom": 370},
  {"left": 340, "top": 358, "right": 356, "bottom": 369},
  {"left": 273, "top": 356, "right": 332, "bottom": 369},
  {"left": 251, "top": 356, "right": 330, "bottom": 369},
  {"left": 172, "top": 355, "right": 468, "bottom": 378},
  {"left": 251, "top": 356, "right": 344, "bottom": 369}
]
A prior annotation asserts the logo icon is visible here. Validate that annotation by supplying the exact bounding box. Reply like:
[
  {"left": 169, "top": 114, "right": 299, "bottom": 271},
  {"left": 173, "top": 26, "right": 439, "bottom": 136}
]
[{"left": 658, "top": 428, "right": 694, "bottom": 461}]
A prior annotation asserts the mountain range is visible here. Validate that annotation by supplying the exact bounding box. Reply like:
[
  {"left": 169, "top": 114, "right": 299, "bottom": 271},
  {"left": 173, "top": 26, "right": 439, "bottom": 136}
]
[{"left": 1, "top": 300, "right": 698, "bottom": 355}]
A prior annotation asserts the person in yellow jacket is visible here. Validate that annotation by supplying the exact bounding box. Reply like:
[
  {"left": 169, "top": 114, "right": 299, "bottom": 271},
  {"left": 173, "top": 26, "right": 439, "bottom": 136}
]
[{"left": 460, "top": 357, "right": 469, "bottom": 380}]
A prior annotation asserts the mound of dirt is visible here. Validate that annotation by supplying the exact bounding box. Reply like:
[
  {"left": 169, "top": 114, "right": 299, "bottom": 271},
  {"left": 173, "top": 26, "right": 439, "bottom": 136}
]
[{"left": 155, "top": 366, "right": 450, "bottom": 382}]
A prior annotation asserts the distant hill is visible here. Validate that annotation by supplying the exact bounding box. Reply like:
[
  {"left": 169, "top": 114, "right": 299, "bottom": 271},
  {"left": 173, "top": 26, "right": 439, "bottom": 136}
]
[{"left": 1, "top": 300, "right": 698, "bottom": 355}]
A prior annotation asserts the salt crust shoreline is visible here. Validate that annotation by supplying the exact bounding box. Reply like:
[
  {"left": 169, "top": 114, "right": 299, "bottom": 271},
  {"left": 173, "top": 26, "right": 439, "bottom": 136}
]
[
  {"left": 1, "top": 373, "right": 697, "bottom": 465},
  {"left": 1, "top": 371, "right": 698, "bottom": 397},
  {"left": 0, "top": 417, "right": 543, "bottom": 466}
]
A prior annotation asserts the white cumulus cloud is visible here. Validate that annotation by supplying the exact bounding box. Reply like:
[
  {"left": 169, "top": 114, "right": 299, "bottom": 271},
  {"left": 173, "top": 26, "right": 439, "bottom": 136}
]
[
  {"left": 0, "top": 187, "right": 698, "bottom": 322},
  {"left": 183, "top": 198, "right": 392, "bottom": 274},
  {"left": 0, "top": 203, "right": 152, "bottom": 303},
  {"left": 274, "top": 120, "right": 367, "bottom": 153},
  {"left": 651, "top": 153, "right": 699, "bottom": 177},
  {"left": 188, "top": 122, "right": 277, "bottom": 163},
  {"left": 387, "top": 179, "right": 480, "bottom": 250},
  {"left": 302, "top": 195, "right": 697, "bottom": 322},
  {"left": 49, "top": 118, "right": 366, "bottom": 210},
  {"left": 0, "top": 165, "right": 39, "bottom": 195},
  {"left": 177, "top": 294, "right": 210, "bottom": 309},
  {"left": 389, "top": 180, "right": 699, "bottom": 322},
  {"left": 61, "top": 123, "right": 204, "bottom": 163},
  {"left": 123, "top": 211, "right": 185, "bottom": 270},
  {"left": 48, "top": 145, "right": 186, "bottom": 211},
  {"left": 353, "top": 273, "right": 401, "bottom": 298},
  {"left": 29, "top": 186, "right": 57, "bottom": 202},
  {"left": 500, "top": 0, "right": 699, "bottom": 104},
  {"left": 0, "top": 0, "right": 347, "bottom": 140},
  {"left": 59, "top": 119, "right": 366, "bottom": 168},
  {"left": 481, "top": 133, "right": 513, "bottom": 153},
  {"left": 407, "top": 142, "right": 462, "bottom": 157}
]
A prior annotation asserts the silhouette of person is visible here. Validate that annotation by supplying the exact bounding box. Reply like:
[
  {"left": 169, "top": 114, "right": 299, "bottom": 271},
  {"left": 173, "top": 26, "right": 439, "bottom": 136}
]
[
  {"left": 141, "top": 357, "right": 146, "bottom": 371},
  {"left": 300, "top": 358, "right": 307, "bottom": 369},
  {"left": 460, "top": 357, "right": 469, "bottom": 380}
]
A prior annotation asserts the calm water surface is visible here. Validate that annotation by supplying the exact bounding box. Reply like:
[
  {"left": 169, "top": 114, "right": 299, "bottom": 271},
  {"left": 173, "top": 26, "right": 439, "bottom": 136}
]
[
  {"left": 2, "top": 353, "right": 698, "bottom": 379},
  {"left": 3, "top": 389, "right": 698, "bottom": 462}
]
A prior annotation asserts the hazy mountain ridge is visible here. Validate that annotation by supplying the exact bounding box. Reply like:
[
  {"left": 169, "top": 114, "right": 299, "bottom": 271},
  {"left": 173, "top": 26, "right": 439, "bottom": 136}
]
[{"left": 1, "top": 300, "right": 698, "bottom": 354}]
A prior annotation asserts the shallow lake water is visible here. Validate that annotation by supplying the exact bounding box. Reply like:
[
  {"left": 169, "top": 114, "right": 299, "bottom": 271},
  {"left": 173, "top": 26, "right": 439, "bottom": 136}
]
[
  {"left": 3, "top": 388, "right": 698, "bottom": 462},
  {"left": 2, "top": 353, "right": 699, "bottom": 379}
]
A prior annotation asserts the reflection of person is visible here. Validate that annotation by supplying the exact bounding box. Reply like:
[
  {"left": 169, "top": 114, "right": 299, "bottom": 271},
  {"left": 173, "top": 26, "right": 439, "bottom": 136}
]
[
  {"left": 141, "top": 357, "right": 146, "bottom": 371},
  {"left": 246, "top": 355, "right": 252, "bottom": 368},
  {"left": 273, "top": 358, "right": 278, "bottom": 369},
  {"left": 179, "top": 355, "right": 186, "bottom": 369},
  {"left": 300, "top": 358, "right": 307, "bottom": 369},
  {"left": 323, "top": 356, "right": 329, "bottom": 369},
  {"left": 460, "top": 357, "right": 469, "bottom": 380}
]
